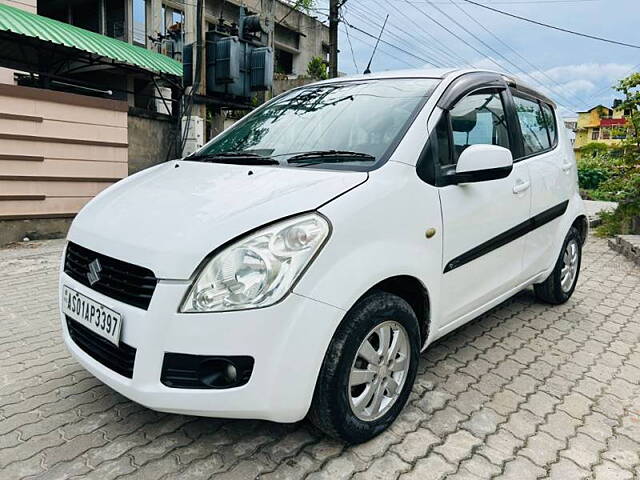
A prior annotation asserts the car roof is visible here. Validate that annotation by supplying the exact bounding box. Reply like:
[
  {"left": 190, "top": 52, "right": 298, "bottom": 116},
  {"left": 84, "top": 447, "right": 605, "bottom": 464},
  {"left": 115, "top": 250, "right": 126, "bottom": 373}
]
[
  {"left": 316, "top": 67, "right": 461, "bottom": 83},
  {"left": 310, "top": 68, "right": 555, "bottom": 107}
]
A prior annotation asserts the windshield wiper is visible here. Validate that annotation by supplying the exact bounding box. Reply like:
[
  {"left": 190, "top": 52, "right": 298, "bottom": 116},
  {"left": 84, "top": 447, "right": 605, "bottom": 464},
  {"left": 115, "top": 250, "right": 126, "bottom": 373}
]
[
  {"left": 184, "top": 151, "right": 279, "bottom": 165},
  {"left": 287, "top": 150, "right": 376, "bottom": 165}
]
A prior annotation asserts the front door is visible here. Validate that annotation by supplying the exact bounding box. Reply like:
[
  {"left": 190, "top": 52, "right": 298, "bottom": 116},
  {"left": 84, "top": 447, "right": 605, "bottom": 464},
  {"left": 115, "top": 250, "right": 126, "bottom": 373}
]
[{"left": 435, "top": 88, "right": 532, "bottom": 331}]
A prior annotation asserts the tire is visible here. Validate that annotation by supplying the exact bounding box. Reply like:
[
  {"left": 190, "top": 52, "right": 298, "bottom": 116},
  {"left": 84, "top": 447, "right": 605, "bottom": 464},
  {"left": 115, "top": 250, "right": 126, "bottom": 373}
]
[
  {"left": 308, "top": 291, "right": 420, "bottom": 444},
  {"left": 534, "top": 226, "right": 582, "bottom": 305}
]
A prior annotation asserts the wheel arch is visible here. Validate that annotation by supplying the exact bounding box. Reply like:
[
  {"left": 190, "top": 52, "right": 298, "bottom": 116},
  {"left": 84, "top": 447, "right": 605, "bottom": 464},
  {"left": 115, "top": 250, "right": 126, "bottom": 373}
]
[
  {"left": 571, "top": 214, "right": 588, "bottom": 245},
  {"left": 363, "top": 275, "right": 431, "bottom": 348}
]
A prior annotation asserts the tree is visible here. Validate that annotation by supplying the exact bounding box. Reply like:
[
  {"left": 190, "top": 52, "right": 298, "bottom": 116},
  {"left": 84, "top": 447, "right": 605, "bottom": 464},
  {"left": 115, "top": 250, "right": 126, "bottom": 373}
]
[
  {"left": 579, "top": 142, "right": 609, "bottom": 159},
  {"left": 307, "top": 56, "right": 328, "bottom": 80},
  {"left": 596, "top": 72, "right": 640, "bottom": 235},
  {"left": 615, "top": 73, "right": 640, "bottom": 152},
  {"left": 280, "top": 0, "right": 316, "bottom": 22}
]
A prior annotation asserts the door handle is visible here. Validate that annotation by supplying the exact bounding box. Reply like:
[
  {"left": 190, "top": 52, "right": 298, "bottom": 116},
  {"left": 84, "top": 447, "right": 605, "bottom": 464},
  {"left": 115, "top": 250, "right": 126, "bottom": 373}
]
[
  {"left": 561, "top": 161, "right": 573, "bottom": 172},
  {"left": 513, "top": 180, "right": 530, "bottom": 194}
]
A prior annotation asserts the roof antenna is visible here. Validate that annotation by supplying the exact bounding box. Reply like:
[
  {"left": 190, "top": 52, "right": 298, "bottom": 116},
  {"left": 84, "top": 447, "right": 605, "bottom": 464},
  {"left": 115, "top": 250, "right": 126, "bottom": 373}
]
[{"left": 363, "top": 14, "right": 389, "bottom": 74}]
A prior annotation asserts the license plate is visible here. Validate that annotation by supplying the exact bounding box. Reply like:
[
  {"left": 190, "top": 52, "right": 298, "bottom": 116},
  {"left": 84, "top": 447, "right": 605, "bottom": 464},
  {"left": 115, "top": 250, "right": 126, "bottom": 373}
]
[{"left": 63, "top": 286, "right": 123, "bottom": 345}]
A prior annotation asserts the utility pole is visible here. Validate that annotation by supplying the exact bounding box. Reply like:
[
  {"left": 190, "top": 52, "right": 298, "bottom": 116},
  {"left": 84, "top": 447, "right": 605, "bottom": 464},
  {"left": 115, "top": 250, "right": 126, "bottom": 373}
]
[
  {"left": 329, "top": 0, "right": 339, "bottom": 78},
  {"left": 262, "top": 0, "right": 275, "bottom": 99}
]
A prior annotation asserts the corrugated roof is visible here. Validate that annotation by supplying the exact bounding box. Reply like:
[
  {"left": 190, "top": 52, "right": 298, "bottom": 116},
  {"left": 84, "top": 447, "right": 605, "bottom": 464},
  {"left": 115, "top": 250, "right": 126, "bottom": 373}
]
[{"left": 0, "top": 3, "right": 182, "bottom": 77}]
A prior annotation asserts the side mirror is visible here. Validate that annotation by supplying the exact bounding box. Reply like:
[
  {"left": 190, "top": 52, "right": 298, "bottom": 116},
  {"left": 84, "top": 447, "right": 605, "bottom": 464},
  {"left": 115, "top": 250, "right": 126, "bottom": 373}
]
[{"left": 451, "top": 144, "right": 513, "bottom": 184}]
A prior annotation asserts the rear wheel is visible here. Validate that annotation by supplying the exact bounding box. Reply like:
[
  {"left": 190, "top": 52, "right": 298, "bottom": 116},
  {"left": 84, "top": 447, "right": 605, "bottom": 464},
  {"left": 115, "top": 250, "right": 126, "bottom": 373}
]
[
  {"left": 534, "top": 226, "right": 582, "bottom": 304},
  {"left": 308, "top": 291, "right": 420, "bottom": 444}
]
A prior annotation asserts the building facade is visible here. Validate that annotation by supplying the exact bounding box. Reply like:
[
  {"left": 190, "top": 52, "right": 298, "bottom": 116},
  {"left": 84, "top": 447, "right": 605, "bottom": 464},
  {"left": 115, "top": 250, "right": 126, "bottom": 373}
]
[
  {"left": 574, "top": 103, "right": 629, "bottom": 159},
  {"left": 36, "top": 0, "right": 329, "bottom": 81},
  {"left": 563, "top": 117, "right": 577, "bottom": 147}
]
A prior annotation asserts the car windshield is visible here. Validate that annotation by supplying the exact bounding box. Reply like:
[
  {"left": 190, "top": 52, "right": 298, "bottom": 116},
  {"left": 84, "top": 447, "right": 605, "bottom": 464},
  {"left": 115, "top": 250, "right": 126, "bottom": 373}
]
[{"left": 188, "top": 78, "right": 440, "bottom": 170}]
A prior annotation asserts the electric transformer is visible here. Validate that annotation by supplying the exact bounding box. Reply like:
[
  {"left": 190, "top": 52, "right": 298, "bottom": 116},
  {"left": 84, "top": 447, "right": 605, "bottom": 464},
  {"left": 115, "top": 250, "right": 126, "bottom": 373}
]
[{"left": 183, "top": 8, "right": 274, "bottom": 104}]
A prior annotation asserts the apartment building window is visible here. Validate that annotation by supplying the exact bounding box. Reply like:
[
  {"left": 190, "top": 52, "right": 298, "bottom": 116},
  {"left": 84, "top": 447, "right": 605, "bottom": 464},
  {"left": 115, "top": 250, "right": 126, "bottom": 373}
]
[
  {"left": 133, "top": 0, "right": 146, "bottom": 45},
  {"left": 591, "top": 128, "right": 600, "bottom": 140},
  {"left": 275, "top": 49, "right": 294, "bottom": 75},
  {"left": 601, "top": 128, "right": 610, "bottom": 140},
  {"left": 40, "top": 1, "right": 101, "bottom": 33},
  {"left": 105, "top": 0, "right": 126, "bottom": 40},
  {"left": 162, "top": 7, "right": 184, "bottom": 35}
]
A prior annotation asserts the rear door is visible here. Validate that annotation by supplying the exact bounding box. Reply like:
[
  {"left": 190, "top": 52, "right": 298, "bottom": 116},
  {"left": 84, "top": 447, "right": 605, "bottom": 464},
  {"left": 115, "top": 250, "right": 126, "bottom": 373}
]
[
  {"left": 510, "top": 92, "right": 572, "bottom": 278},
  {"left": 436, "top": 86, "right": 532, "bottom": 330}
]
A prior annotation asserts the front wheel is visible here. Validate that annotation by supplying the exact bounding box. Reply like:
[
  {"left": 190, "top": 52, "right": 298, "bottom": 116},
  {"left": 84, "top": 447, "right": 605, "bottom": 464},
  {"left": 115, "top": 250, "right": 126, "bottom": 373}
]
[
  {"left": 534, "top": 226, "right": 582, "bottom": 304},
  {"left": 308, "top": 291, "right": 420, "bottom": 444}
]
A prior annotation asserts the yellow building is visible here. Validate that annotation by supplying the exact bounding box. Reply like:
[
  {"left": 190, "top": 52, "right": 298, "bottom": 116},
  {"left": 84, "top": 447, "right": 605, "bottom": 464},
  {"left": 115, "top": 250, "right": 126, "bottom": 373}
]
[{"left": 574, "top": 104, "right": 629, "bottom": 159}]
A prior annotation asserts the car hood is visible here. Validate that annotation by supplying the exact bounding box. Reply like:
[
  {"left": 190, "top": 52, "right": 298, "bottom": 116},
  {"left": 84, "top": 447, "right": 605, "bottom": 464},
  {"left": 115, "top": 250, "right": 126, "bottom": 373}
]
[{"left": 68, "top": 160, "right": 367, "bottom": 279}]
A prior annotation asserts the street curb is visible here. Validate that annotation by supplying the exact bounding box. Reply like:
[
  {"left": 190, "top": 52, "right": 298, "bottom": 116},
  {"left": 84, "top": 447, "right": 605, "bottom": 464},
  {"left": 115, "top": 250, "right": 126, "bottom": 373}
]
[{"left": 608, "top": 235, "right": 640, "bottom": 266}]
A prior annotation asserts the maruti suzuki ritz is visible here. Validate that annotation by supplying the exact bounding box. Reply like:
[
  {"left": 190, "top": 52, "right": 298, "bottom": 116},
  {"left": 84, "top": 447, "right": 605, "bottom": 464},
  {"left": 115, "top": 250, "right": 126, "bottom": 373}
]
[{"left": 60, "top": 69, "right": 587, "bottom": 443}]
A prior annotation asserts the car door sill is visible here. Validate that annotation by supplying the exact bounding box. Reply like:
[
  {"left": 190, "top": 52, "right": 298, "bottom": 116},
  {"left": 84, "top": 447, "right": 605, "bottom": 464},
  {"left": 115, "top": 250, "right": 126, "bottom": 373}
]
[{"left": 431, "top": 273, "right": 543, "bottom": 341}]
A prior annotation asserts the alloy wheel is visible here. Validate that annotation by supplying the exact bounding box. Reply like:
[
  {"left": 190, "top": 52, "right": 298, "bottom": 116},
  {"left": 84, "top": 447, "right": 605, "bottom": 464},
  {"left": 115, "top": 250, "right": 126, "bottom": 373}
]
[
  {"left": 560, "top": 239, "right": 579, "bottom": 293},
  {"left": 347, "top": 320, "right": 410, "bottom": 421}
]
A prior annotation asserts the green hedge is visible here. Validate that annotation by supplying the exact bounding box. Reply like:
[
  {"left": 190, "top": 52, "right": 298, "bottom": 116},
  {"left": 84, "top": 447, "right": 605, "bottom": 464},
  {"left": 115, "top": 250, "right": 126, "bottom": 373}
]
[{"left": 577, "top": 167, "right": 610, "bottom": 190}]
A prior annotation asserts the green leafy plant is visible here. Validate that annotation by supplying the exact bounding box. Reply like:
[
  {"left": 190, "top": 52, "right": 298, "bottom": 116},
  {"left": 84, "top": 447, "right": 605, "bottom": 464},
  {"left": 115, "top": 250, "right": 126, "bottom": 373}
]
[
  {"left": 307, "top": 56, "right": 328, "bottom": 80},
  {"left": 594, "top": 72, "right": 640, "bottom": 236},
  {"left": 579, "top": 142, "right": 610, "bottom": 158},
  {"left": 578, "top": 167, "right": 609, "bottom": 190}
]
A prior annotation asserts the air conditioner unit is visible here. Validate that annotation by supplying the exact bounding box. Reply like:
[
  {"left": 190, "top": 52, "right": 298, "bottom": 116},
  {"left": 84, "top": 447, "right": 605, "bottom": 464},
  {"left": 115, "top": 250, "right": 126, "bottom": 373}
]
[
  {"left": 181, "top": 116, "right": 204, "bottom": 157},
  {"left": 155, "top": 86, "right": 172, "bottom": 116}
]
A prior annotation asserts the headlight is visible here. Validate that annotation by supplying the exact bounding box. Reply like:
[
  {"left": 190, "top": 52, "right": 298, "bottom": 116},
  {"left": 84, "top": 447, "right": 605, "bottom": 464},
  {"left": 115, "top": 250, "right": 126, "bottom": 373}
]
[{"left": 181, "top": 213, "right": 330, "bottom": 312}]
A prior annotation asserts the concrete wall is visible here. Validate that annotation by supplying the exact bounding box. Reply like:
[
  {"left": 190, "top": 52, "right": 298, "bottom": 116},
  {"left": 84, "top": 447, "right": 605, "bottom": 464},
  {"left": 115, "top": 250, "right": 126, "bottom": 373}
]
[
  {"left": 127, "top": 111, "right": 174, "bottom": 174},
  {"left": 0, "top": 217, "right": 73, "bottom": 245},
  {"left": 273, "top": 76, "right": 316, "bottom": 96},
  {"left": 0, "top": 0, "right": 36, "bottom": 12},
  {"left": 0, "top": 84, "right": 128, "bottom": 245}
]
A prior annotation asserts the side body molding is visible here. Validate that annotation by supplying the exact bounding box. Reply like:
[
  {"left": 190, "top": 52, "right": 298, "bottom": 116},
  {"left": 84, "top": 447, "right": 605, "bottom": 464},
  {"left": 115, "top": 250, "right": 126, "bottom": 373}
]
[{"left": 444, "top": 200, "right": 569, "bottom": 273}]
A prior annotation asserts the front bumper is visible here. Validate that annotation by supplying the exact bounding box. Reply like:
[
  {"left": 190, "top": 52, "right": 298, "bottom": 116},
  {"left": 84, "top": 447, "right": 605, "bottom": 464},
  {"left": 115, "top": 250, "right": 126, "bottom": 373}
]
[{"left": 59, "top": 273, "right": 345, "bottom": 423}]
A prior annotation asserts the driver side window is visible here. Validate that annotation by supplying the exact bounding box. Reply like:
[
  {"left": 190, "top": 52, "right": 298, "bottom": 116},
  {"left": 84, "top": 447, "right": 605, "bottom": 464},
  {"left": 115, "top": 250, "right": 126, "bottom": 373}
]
[
  {"left": 417, "top": 87, "right": 513, "bottom": 186},
  {"left": 447, "top": 89, "right": 510, "bottom": 166}
]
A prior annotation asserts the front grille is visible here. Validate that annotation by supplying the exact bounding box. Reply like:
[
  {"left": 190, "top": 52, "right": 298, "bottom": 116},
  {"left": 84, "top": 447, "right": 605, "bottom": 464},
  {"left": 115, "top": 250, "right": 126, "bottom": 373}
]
[
  {"left": 66, "top": 316, "right": 136, "bottom": 378},
  {"left": 64, "top": 242, "right": 158, "bottom": 310}
]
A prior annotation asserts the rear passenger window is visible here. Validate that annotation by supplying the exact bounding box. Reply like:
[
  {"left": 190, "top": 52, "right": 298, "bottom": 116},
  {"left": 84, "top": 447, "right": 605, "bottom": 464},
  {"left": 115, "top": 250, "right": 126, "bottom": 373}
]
[
  {"left": 513, "top": 95, "right": 551, "bottom": 156},
  {"left": 541, "top": 103, "right": 557, "bottom": 146},
  {"left": 449, "top": 90, "right": 510, "bottom": 164}
]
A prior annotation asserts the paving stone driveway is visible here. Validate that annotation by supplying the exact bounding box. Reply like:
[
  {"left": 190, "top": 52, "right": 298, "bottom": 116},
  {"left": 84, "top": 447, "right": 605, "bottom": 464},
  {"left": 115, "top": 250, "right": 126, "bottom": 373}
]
[{"left": 1, "top": 235, "right": 639, "bottom": 480}]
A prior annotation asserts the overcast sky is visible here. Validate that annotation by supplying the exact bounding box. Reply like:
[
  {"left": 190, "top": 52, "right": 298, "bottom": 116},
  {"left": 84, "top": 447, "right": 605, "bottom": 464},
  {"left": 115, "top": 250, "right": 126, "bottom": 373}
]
[{"left": 310, "top": 0, "right": 639, "bottom": 117}]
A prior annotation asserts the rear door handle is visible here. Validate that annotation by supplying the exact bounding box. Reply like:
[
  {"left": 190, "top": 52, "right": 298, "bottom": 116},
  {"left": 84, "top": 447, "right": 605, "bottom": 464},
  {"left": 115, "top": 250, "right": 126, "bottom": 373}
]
[
  {"left": 561, "top": 161, "right": 573, "bottom": 172},
  {"left": 513, "top": 180, "right": 530, "bottom": 194}
]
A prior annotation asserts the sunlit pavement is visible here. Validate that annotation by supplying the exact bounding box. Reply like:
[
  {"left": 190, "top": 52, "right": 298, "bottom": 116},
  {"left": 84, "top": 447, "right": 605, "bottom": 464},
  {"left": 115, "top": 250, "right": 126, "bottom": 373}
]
[{"left": 0, "top": 234, "right": 638, "bottom": 480}]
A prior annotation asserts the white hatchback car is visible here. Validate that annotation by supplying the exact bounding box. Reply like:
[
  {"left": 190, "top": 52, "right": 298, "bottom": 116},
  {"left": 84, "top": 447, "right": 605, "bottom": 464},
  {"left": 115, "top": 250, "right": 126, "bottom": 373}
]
[{"left": 60, "top": 69, "right": 587, "bottom": 443}]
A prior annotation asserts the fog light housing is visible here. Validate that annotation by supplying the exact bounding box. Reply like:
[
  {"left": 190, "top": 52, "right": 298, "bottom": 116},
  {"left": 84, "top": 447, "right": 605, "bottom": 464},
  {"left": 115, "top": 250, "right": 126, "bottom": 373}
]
[{"left": 161, "top": 353, "right": 254, "bottom": 389}]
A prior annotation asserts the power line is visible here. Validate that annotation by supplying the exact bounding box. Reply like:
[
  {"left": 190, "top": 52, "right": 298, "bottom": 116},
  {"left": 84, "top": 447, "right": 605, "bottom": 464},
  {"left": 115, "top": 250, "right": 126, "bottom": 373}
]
[
  {"left": 346, "top": 3, "right": 443, "bottom": 65},
  {"left": 445, "top": 0, "right": 589, "bottom": 109},
  {"left": 354, "top": 0, "right": 472, "bottom": 67},
  {"left": 401, "top": 0, "right": 582, "bottom": 110},
  {"left": 588, "top": 63, "right": 640, "bottom": 101},
  {"left": 419, "top": 0, "right": 521, "bottom": 73},
  {"left": 342, "top": 20, "right": 360, "bottom": 71},
  {"left": 390, "top": 0, "right": 604, "bottom": 3},
  {"left": 346, "top": 3, "right": 449, "bottom": 67},
  {"left": 343, "top": 19, "right": 442, "bottom": 66},
  {"left": 460, "top": 0, "right": 640, "bottom": 49},
  {"left": 346, "top": 29, "right": 419, "bottom": 68},
  {"left": 398, "top": 0, "right": 512, "bottom": 72}
]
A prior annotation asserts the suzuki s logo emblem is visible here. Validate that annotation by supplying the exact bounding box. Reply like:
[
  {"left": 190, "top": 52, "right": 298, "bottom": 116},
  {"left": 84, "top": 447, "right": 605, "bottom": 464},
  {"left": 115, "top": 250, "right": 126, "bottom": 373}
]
[{"left": 87, "top": 259, "right": 102, "bottom": 286}]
